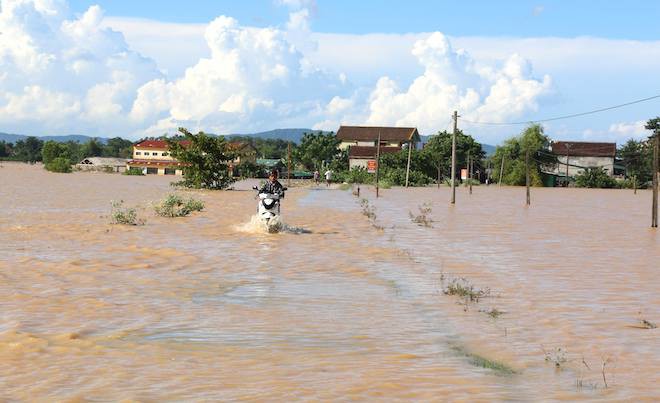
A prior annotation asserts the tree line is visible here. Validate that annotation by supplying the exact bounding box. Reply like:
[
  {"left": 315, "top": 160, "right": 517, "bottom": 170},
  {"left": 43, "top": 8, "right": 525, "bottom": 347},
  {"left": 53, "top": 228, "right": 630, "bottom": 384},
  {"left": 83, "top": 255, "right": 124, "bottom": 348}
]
[{"left": 4, "top": 120, "right": 656, "bottom": 188}]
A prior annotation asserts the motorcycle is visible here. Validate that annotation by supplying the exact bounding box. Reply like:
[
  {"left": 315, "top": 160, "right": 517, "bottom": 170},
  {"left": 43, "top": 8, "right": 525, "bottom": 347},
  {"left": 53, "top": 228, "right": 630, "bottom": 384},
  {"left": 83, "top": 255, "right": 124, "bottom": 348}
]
[{"left": 252, "top": 185, "right": 287, "bottom": 231}]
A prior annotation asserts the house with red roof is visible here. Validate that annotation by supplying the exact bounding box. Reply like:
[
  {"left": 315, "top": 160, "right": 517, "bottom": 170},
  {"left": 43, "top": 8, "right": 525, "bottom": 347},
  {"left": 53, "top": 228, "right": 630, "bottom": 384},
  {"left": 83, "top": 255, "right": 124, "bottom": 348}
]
[
  {"left": 336, "top": 126, "right": 420, "bottom": 171},
  {"left": 126, "top": 139, "right": 257, "bottom": 176},
  {"left": 126, "top": 140, "right": 189, "bottom": 175},
  {"left": 549, "top": 141, "right": 617, "bottom": 180}
]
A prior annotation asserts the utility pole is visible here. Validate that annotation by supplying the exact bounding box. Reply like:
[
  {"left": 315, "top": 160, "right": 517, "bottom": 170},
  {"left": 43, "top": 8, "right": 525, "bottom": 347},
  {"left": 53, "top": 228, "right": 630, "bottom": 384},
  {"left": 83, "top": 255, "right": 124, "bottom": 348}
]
[
  {"left": 376, "top": 131, "right": 382, "bottom": 198},
  {"left": 287, "top": 142, "right": 292, "bottom": 187},
  {"left": 652, "top": 131, "right": 659, "bottom": 228},
  {"left": 499, "top": 153, "right": 505, "bottom": 187},
  {"left": 405, "top": 138, "right": 413, "bottom": 188},
  {"left": 525, "top": 150, "right": 531, "bottom": 206},
  {"left": 565, "top": 143, "right": 572, "bottom": 187},
  {"left": 451, "top": 110, "right": 458, "bottom": 204},
  {"left": 468, "top": 151, "right": 473, "bottom": 195},
  {"left": 633, "top": 174, "right": 637, "bottom": 195}
]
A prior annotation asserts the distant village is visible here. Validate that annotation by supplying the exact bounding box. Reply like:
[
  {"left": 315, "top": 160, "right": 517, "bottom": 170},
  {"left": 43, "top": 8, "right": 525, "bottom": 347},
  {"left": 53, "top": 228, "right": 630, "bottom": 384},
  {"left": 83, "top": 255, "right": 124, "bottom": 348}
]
[{"left": 0, "top": 124, "right": 654, "bottom": 189}]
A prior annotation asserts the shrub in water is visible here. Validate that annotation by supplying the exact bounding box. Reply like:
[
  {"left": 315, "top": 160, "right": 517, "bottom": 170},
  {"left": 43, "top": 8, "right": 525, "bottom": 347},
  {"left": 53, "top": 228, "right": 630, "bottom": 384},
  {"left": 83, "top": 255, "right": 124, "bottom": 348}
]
[
  {"left": 124, "top": 167, "right": 145, "bottom": 176},
  {"left": 110, "top": 200, "right": 145, "bottom": 225},
  {"left": 154, "top": 194, "right": 205, "bottom": 217},
  {"left": 45, "top": 157, "right": 72, "bottom": 173}
]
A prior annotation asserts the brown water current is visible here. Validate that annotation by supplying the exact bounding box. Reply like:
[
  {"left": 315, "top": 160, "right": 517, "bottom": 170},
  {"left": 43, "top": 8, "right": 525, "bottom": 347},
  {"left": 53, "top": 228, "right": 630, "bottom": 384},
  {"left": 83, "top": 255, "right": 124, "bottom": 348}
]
[{"left": 1, "top": 162, "right": 659, "bottom": 401}]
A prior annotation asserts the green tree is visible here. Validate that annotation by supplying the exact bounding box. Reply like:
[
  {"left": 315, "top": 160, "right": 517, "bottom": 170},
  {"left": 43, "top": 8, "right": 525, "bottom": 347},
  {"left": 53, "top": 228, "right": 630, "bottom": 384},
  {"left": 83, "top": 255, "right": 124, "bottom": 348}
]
[
  {"left": 166, "top": 128, "right": 236, "bottom": 189},
  {"left": 41, "top": 141, "right": 69, "bottom": 165},
  {"left": 103, "top": 137, "right": 133, "bottom": 158},
  {"left": 618, "top": 139, "right": 652, "bottom": 186},
  {"left": 293, "top": 131, "right": 340, "bottom": 170},
  {"left": 0, "top": 141, "right": 12, "bottom": 158},
  {"left": 13, "top": 137, "right": 43, "bottom": 162},
  {"left": 45, "top": 157, "right": 72, "bottom": 173},
  {"left": 491, "top": 124, "right": 555, "bottom": 186},
  {"left": 81, "top": 138, "right": 103, "bottom": 158},
  {"left": 327, "top": 148, "right": 348, "bottom": 173},
  {"left": 575, "top": 167, "right": 617, "bottom": 188},
  {"left": 421, "top": 130, "right": 484, "bottom": 183}
]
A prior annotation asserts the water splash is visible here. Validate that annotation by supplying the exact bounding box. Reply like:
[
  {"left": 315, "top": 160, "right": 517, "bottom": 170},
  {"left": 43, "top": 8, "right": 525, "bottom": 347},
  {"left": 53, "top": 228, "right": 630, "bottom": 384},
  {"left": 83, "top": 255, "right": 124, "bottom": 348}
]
[{"left": 236, "top": 215, "right": 311, "bottom": 235}]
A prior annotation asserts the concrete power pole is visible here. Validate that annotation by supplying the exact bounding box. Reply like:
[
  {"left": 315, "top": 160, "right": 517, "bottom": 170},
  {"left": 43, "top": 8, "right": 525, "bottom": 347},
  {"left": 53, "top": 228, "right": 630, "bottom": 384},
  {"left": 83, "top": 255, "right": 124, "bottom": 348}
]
[
  {"left": 376, "top": 131, "right": 382, "bottom": 198},
  {"left": 525, "top": 150, "right": 531, "bottom": 206},
  {"left": 405, "top": 137, "right": 413, "bottom": 188},
  {"left": 451, "top": 110, "right": 458, "bottom": 204},
  {"left": 499, "top": 153, "right": 505, "bottom": 187},
  {"left": 652, "top": 131, "right": 659, "bottom": 228},
  {"left": 287, "top": 142, "right": 292, "bottom": 187},
  {"left": 565, "top": 143, "right": 572, "bottom": 187},
  {"left": 468, "top": 151, "right": 473, "bottom": 195}
]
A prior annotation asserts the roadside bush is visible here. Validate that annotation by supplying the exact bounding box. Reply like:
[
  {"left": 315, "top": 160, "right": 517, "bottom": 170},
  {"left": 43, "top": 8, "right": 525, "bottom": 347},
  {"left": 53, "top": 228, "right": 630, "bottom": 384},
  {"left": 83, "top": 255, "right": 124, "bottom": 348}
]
[
  {"left": 154, "top": 194, "right": 205, "bottom": 217},
  {"left": 346, "top": 166, "right": 373, "bottom": 184},
  {"left": 110, "top": 201, "right": 145, "bottom": 225},
  {"left": 381, "top": 168, "right": 432, "bottom": 186},
  {"left": 45, "top": 157, "right": 72, "bottom": 173},
  {"left": 124, "top": 167, "right": 145, "bottom": 176}
]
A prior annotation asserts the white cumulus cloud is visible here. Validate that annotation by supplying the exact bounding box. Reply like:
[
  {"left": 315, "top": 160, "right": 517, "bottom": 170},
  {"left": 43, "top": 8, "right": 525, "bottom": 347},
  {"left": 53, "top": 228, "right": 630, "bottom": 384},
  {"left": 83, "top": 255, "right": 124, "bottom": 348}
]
[
  {"left": 314, "top": 32, "right": 552, "bottom": 140},
  {"left": 0, "top": 0, "right": 161, "bottom": 134}
]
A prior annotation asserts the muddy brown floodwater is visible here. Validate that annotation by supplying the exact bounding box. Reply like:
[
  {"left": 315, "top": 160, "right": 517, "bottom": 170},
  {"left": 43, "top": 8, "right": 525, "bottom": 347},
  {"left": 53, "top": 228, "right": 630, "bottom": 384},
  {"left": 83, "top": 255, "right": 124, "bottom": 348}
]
[{"left": 1, "top": 162, "right": 659, "bottom": 401}]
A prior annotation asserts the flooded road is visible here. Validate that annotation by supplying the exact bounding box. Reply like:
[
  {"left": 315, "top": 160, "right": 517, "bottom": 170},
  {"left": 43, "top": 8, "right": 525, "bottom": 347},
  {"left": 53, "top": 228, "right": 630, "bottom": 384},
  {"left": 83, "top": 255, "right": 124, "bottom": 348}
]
[{"left": 1, "top": 163, "right": 659, "bottom": 401}]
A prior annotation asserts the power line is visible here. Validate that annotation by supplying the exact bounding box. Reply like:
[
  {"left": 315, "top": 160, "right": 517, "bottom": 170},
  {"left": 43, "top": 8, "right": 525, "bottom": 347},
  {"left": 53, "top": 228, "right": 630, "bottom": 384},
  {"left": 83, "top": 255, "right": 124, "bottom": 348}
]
[{"left": 461, "top": 93, "right": 660, "bottom": 126}]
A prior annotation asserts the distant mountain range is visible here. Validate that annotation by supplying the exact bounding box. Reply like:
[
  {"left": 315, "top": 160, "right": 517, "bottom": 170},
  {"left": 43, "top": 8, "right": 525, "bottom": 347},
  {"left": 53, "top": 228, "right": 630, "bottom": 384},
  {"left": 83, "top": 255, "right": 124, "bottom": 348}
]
[
  {"left": 0, "top": 129, "right": 496, "bottom": 155},
  {"left": 0, "top": 128, "right": 321, "bottom": 145}
]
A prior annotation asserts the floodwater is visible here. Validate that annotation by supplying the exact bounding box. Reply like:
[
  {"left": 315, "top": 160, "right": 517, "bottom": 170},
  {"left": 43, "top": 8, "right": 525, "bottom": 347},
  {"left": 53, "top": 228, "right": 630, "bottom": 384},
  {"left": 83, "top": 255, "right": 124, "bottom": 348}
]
[{"left": 1, "top": 162, "right": 659, "bottom": 401}]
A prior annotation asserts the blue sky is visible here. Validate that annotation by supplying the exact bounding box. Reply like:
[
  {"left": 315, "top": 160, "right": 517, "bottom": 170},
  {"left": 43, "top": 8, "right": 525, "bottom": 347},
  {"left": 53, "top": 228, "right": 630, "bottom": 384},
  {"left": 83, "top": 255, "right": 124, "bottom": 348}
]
[
  {"left": 68, "top": 0, "right": 660, "bottom": 39},
  {"left": 2, "top": 0, "right": 660, "bottom": 143}
]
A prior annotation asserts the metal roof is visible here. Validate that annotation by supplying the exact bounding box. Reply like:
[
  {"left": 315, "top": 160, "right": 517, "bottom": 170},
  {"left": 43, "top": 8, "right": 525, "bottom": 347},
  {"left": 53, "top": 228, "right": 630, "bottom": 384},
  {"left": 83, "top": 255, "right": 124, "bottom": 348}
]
[{"left": 337, "top": 126, "right": 419, "bottom": 142}]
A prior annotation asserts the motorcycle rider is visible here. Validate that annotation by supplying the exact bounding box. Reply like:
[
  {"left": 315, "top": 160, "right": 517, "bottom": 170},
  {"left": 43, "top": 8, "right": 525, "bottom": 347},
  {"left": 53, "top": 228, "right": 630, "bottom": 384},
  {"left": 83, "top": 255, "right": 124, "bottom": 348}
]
[{"left": 258, "top": 169, "right": 285, "bottom": 197}]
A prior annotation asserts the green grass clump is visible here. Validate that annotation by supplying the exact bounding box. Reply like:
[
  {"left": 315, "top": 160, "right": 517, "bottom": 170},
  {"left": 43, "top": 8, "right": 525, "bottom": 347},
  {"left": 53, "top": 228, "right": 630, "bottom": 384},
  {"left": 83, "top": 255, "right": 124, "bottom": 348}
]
[
  {"left": 110, "top": 200, "right": 145, "bottom": 225},
  {"left": 123, "top": 167, "right": 145, "bottom": 176},
  {"left": 409, "top": 203, "right": 433, "bottom": 227},
  {"left": 443, "top": 277, "right": 491, "bottom": 303},
  {"left": 451, "top": 345, "right": 518, "bottom": 376},
  {"left": 154, "top": 194, "right": 205, "bottom": 217}
]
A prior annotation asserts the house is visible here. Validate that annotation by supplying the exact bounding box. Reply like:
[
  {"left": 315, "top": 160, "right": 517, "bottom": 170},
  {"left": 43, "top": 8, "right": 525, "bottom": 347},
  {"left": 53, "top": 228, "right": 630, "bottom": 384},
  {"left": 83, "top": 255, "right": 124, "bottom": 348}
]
[
  {"left": 336, "top": 126, "right": 420, "bottom": 170},
  {"left": 126, "top": 140, "right": 189, "bottom": 175},
  {"left": 77, "top": 157, "right": 127, "bottom": 173},
  {"left": 549, "top": 141, "right": 617, "bottom": 180},
  {"left": 227, "top": 142, "right": 258, "bottom": 170},
  {"left": 126, "top": 139, "right": 257, "bottom": 176}
]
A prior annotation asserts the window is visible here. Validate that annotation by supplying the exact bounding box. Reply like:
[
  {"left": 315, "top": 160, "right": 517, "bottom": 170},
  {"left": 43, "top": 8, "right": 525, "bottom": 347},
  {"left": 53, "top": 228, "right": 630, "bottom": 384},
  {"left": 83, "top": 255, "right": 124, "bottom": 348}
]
[
  {"left": 136, "top": 151, "right": 141, "bottom": 155},
  {"left": 162, "top": 152, "right": 169, "bottom": 157},
  {"left": 164, "top": 168, "right": 176, "bottom": 175},
  {"left": 146, "top": 167, "right": 158, "bottom": 175},
  {"left": 152, "top": 152, "right": 159, "bottom": 156}
]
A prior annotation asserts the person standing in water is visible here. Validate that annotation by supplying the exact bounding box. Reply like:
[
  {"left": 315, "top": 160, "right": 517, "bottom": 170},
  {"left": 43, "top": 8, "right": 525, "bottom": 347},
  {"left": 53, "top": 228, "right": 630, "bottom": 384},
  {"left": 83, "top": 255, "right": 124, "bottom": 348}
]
[
  {"left": 324, "top": 169, "right": 332, "bottom": 187},
  {"left": 313, "top": 170, "right": 320, "bottom": 186}
]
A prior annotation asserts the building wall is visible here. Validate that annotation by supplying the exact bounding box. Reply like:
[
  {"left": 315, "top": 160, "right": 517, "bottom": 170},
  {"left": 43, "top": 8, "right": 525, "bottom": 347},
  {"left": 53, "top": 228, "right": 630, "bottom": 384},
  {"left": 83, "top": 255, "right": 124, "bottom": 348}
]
[
  {"left": 349, "top": 158, "right": 370, "bottom": 170},
  {"left": 554, "top": 155, "right": 615, "bottom": 177},
  {"left": 133, "top": 147, "right": 175, "bottom": 160},
  {"left": 339, "top": 140, "right": 403, "bottom": 150},
  {"left": 126, "top": 164, "right": 183, "bottom": 175}
]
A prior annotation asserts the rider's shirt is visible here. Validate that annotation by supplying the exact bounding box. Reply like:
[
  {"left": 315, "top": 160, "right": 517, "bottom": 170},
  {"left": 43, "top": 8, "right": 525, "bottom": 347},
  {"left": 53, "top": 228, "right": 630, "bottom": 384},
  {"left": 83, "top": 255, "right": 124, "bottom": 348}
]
[{"left": 259, "top": 180, "right": 284, "bottom": 196}]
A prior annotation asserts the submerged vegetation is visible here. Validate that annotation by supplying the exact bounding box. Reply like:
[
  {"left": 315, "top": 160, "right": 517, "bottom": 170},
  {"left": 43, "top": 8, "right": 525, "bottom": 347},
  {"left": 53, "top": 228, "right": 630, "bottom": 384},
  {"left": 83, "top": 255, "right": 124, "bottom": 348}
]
[
  {"left": 450, "top": 344, "right": 518, "bottom": 376},
  {"left": 154, "top": 194, "right": 205, "bottom": 217},
  {"left": 110, "top": 201, "right": 145, "bottom": 226},
  {"left": 359, "top": 198, "right": 383, "bottom": 230},
  {"left": 409, "top": 203, "right": 433, "bottom": 227},
  {"left": 443, "top": 277, "right": 491, "bottom": 303}
]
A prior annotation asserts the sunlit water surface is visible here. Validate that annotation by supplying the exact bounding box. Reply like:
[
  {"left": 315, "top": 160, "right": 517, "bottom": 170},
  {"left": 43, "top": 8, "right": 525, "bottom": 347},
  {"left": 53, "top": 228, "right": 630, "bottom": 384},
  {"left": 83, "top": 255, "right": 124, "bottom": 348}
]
[{"left": 1, "top": 163, "right": 658, "bottom": 401}]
